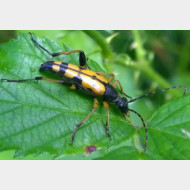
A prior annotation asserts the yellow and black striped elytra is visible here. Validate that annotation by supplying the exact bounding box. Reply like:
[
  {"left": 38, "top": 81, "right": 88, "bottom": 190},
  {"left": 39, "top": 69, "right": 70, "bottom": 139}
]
[
  {"left": 1, "top": 33, "right": 187, "bottom": 152},
  {"left": 40, "top": 61, "right": 109, "bottom": 96}
]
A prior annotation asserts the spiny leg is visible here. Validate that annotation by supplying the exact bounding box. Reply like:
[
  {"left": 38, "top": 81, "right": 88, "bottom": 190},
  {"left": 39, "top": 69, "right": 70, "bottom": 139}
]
[
  {"left": 29, "top": 33, "right": 89, "bottom": 69},
  {"left": 53, "top": 50, "right": 89, "bottom": 69},
  {"left": 128, "top": 109, "right": 148, "bottom": 152},
  {"left": 103, "top": 101, "right": 112, "bottom": 140},
  {"left": 1, "top": 77, "right": 73, "bottom": 87},
  {"left": 112, "top": 80, "right": 132, "bottom": 99},
  {"left": 95, "top": 72, "right": 131, "bottom": 98},
  {"left": 95, "top": 72, "right": 114, "bottom": 82},
  {"left": 128, "top": 86, "right": 187, "bottom": 103},
  {"left": 71, "top": 98, "right": 99, "bottom": 144}
]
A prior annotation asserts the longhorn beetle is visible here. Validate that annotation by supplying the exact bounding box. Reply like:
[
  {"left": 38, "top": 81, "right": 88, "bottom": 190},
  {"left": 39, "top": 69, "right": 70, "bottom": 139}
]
[{"left": 1, "top": 33, "right": 187, "bottom": 152}]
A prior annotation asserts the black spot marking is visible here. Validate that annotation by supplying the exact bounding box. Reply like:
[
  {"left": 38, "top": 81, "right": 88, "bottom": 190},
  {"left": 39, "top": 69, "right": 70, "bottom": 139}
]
[
  {"left": 86, "top": 88, "right": 94, "bottom": 93},
  {"left": 72, "top": 75, "right": 82, "bottom": 85},
  {"left": 58, "top": 62, "right": 68, "bottom": 75},
  {"left": 92, "top": 76, "right": 97, "bottom": 80}
]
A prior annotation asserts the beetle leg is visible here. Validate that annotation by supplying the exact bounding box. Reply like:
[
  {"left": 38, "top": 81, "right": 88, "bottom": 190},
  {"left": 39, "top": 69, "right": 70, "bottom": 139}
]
[
  {"left": 52, "top": 50, "right": 88, "bottom": 68},
  {"left": 29, "top": 33, "right": 89, "bottom": 69},
  {"left": 71, "top": 98, "right": 99, "bottom": 144},
  {"left": 95, "top": 72, "right": 115, "bottom": 82},
  {"left": 103, "top": 101, "right": 112, "bottom": 140},
  {"left": 1, "top": 77, "right": 75, "bottom": 88},
  {"left": 112, "top": 80, "right": 132, "bottom": 99}
]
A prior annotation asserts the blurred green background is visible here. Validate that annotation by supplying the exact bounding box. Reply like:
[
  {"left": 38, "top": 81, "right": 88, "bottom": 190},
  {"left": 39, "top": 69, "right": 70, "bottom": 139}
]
[{"left": 0, "top": 30, "right": 189, "bottom": 159}]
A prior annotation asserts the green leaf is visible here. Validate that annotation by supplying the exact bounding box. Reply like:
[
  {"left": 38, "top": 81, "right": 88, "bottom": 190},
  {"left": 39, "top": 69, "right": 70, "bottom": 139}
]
[
  {"left": 0, "top": 33, "right": 189, "bottom": 160},
  {"left": 143, "top": 94, "right": 190, "bottom": 160},
  {"left": 0, "top": 34, "right": 137, "bottom": 158}
]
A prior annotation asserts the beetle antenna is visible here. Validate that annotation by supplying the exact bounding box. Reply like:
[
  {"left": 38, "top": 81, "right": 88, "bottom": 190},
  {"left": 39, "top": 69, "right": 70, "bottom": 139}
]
[
  {"left": 128, "top": 86, "right": 187, "bottom": 104},
  {"left": 128, "top": 109, "right": 147, "bottom": 152}
]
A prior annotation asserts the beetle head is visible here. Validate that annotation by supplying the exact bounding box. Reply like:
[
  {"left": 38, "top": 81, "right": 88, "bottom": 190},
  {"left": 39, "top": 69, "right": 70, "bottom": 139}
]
[{"left": 117, "top": 97, "right": 129, "bottom": 114}]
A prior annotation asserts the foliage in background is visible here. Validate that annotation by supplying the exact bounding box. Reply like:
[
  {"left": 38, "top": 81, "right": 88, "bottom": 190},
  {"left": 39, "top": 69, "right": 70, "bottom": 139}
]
[{"left": 0, "top": 30, "right": 190, "bottom": 160}]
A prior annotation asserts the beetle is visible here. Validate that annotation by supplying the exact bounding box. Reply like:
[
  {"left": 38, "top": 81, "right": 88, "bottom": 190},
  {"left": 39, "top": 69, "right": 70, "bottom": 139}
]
[{"left": 1, "top": 33, "right": 187, "bottom": 151}]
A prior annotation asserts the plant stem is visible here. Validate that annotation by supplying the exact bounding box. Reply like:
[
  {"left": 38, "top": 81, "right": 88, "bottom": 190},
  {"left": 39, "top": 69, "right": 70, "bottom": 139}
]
[
  {"left": 83, "top": 30, "right": 113, "bottom": 60},
  {"left": 132, "top": 31, "right": 181, "bottom": 97},
  {"left": 132, "top": 30, "right": 146, "bottom": 62}
]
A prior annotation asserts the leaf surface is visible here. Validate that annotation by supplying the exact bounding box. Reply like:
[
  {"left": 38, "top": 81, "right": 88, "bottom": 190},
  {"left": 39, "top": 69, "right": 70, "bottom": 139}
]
[{"left": 0, "top": 34, "right": 136, "bottom": 158}]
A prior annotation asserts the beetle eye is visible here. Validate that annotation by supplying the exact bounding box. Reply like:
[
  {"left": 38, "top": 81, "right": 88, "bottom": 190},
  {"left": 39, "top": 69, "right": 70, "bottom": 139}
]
[
  {"left": 117, "top": 98, "right": 128, "bottom": 113},
  {"left": 40, "top": 62, "right": 53, "bottom": 71},
  {"left": 39, "top": 64, "right": 46, "bottom": 71}
]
